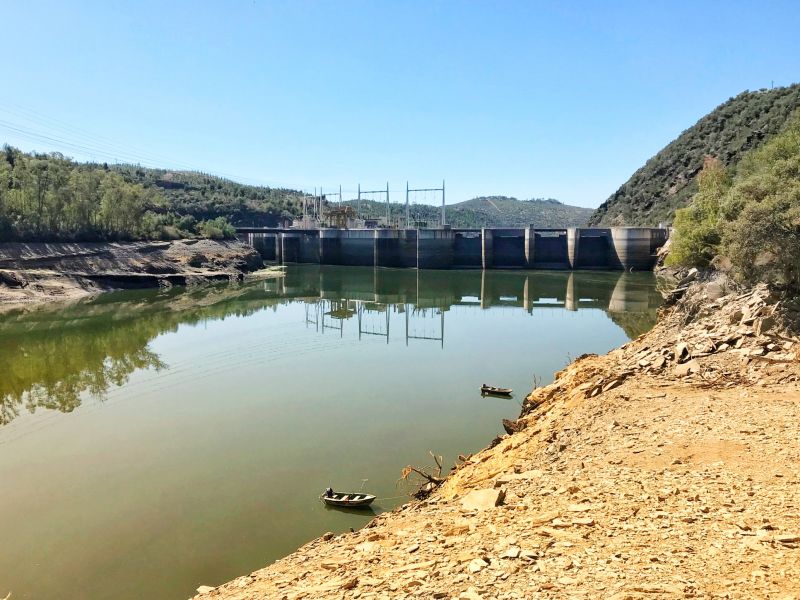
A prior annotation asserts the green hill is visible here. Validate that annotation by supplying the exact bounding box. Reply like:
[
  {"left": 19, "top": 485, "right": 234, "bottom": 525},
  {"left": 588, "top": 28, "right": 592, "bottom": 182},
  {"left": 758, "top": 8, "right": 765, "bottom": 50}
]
[
  {"left": 0, "top": 147, "right": 308, "bottom": 240},
  {"left": 450, "top": 196, "right": 592, "bottom": 228},
  {"left": 589, "top": 84, "right": 800, "bottom": 227},
  {"left": 108, "top": 170, "right": 590, "bottom": 229},
  {"left": 345, "top": 196, "right": 592, "bottom": 228},
  {"left": 109, "top": 165, "right": 306, "bottom": 227}
]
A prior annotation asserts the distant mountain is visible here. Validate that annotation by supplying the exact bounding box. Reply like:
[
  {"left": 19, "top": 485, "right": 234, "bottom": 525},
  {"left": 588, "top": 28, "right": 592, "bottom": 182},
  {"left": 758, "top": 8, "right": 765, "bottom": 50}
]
[
  {"left": 449, "top": 196, "right": 592, "bottom": 228},
  {"left": 346, "top": 196, "right": 592, "bottom": 228},
  {"left": 589, "top": 84, "right": 800, "bottom": 227}
]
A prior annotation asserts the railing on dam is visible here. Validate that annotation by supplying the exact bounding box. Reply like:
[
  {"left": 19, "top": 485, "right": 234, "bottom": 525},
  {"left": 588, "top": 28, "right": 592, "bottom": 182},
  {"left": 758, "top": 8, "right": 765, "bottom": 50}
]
[{"left": 236, "top": 226, "right": 669, "bottom": 271}]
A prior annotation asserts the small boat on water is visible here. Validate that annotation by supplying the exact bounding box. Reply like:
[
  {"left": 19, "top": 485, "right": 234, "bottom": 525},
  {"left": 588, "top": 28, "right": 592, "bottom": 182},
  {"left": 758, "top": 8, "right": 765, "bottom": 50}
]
[
  {"left": 481, "top": 384, "right": 513, "bottom": 397},
  {"left": 321, "top": 490, "right": 377, "bottom": 508}
]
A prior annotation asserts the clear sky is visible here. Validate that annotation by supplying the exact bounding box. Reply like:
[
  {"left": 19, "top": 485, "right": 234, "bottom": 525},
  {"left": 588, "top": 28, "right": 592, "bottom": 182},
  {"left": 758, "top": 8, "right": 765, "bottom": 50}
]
[{"left": 1, "top": 0, "right": 798, "bottom": 208}]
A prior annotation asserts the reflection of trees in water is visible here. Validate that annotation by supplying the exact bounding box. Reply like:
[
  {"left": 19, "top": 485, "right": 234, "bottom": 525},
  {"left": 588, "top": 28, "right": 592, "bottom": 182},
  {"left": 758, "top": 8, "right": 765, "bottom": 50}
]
[
  {"left": 1, "top": 341, "right": 164, "bottom": 425},
  {"left": 0, "top": 284, "right": 283, "bottom": 426}
]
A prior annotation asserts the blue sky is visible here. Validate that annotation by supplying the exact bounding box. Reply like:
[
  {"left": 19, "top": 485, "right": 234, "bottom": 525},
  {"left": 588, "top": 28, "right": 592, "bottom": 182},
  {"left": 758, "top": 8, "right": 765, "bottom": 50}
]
[{"left": 2, "top": 0, "right": 798, "bottom": 208}]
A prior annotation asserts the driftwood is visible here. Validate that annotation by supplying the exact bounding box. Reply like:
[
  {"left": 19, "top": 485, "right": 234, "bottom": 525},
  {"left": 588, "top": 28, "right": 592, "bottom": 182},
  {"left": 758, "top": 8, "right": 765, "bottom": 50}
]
[{"left": 400, "top": 451, "right": 447, "bottom": 499}]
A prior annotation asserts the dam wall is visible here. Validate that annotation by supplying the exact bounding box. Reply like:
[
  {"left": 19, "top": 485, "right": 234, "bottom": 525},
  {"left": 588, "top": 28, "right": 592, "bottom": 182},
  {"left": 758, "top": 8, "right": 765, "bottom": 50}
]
[{"left": 238, "top": 227, "right": 668, "bottom": 271}]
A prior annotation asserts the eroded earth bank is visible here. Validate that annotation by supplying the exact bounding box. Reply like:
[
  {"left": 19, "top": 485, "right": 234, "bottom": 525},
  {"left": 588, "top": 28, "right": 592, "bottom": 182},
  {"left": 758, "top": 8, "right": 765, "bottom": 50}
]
[
  {"left": 195, "top": 278, "right": 800, "bottom": 600},
  {"left": 0, "top": 239, "right": 265, "bottom": 312}
]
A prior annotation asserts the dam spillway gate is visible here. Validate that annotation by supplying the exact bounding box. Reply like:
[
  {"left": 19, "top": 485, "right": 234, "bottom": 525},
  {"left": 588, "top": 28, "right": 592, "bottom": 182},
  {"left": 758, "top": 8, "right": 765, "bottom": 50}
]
[{"left": 237, "top": 227, "right": 668, "bottom": 271}]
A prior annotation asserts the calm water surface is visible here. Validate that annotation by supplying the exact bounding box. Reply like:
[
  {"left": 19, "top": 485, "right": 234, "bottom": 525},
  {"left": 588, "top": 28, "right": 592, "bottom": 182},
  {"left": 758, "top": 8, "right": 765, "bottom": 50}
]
[{"left": 0, "top": 265, "right": 662, "bottom": 599}]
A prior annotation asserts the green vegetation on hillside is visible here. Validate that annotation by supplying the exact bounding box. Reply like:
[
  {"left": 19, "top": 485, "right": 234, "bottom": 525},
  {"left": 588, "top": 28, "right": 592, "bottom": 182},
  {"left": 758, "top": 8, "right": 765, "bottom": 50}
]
[
  {"left": 345, "top": 196, "right": 592, "bottom": 228},
  {"left": 667, "top": 111, "right": 800, "bottom": 291},
  {"left": 0, "top": 147, "right": 292, "bottom": 241},
  {"left": 590, "top": 84, "right": 800, "bottom": 227},
  {"left": 0, "top": 147, "right": 167, "bottom": 240},
  {"left": 109, "top": 165, "right": 305, "bottom": 227},
  {"left": 448, "top": 196, "right": 592, "bottom": 228}
]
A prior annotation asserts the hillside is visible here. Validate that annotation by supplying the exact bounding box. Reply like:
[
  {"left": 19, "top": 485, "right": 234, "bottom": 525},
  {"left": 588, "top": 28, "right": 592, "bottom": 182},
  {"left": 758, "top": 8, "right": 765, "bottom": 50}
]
[
  {"left": 108, "top": 168, "right": 591, "bottom": 229},
  {"left": 450, "top": 196, "right": 593, "bottom": 228},
  {"left": 0, "top": 147, "right": 309, "bottom": 241},
  {"left": 345, "top": 196, "right": 592, "bottom": 228},
  {"left": 110, "top": 165, "right": 306, "bottom": 227},
  {"left": 589, "top": 84, "right": 800, "bottom": 227}
]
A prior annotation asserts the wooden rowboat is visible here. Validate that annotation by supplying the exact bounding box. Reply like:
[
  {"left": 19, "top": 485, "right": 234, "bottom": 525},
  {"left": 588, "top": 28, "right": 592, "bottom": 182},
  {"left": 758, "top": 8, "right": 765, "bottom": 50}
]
[
  {"left": 481, "top": 384, "right": 513, "bottom": 397},
  {"left": 321, "top": 491, "right": 377, "bottom": 507}
]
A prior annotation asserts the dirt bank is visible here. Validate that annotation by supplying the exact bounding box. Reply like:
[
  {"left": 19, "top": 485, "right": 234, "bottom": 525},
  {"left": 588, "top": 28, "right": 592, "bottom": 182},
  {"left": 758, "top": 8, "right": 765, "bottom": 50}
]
[
  {"left": 193, "top": 278, "right": 800, "bottom": 599},
  {"left": 0, "top": 239, "right": 265, "bottom": 312}
]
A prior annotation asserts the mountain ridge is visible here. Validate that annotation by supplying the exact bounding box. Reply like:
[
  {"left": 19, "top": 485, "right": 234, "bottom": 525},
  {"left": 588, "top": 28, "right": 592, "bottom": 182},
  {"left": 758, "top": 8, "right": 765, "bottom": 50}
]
[
  {"left": 346, "top": 195, "right": 592, "bottom": 228},
  {"left": 589, "top": 84, "right": 800, "bottom": 227}
]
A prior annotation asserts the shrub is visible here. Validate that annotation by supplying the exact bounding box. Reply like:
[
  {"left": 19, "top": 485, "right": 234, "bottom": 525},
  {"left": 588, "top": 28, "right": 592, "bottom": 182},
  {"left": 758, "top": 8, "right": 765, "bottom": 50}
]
[
  {"left": 668, "top": 110, "right": 800, "bottom": 291},
  {"left": 666, "top": 157, "right": 729, "bottom": 268},
  {"left": 198, "top": 217, "right": 236, "bottom": 240},
  {"left": 720, "top": 113, "right": 800, "bottom": 288},
  {"left": 175, "top": 215, "right": 197, "bottom": 236}
]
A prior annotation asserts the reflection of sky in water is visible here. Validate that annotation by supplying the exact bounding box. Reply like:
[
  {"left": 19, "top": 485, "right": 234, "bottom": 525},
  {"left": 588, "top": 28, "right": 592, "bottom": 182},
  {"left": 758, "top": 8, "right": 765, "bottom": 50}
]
[{"left": 0, "top": 266, "right": 661, "bottom": 600}]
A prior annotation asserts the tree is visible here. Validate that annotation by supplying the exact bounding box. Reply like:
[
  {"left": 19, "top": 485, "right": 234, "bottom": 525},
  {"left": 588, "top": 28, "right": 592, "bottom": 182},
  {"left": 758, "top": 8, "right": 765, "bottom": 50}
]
[
  {"left": 198, "top": 217, "right": 236, "bottom": 239},
  {"left": 721, "top": 112, "right": 800, "bottom": 288},
  {"left": 666, "top": 157, "right": 730, "bottom": 267},
  {"left": 667, "top": 110, "right": 800, "bottom": 292}
]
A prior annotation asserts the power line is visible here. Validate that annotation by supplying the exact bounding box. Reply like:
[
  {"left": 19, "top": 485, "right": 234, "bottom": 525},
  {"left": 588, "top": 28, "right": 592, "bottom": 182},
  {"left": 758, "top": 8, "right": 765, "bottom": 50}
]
[
  {"left": 0, "top": 110, "right": 312, "bottom": 189},
  {"left": 0, "top": 101, "right": 196, "bottom": 169},
  {"left": 0, "top": 106, "right": 450, "bottom": 202}
]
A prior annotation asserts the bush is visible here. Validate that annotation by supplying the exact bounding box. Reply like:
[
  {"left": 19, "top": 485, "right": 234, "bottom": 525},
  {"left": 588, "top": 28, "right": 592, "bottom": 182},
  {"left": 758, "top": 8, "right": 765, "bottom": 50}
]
[
  {"left": 175, "top": 215, "right": 197, "bottom": 236},
  {"left": 666, "top": 157, "right": 729, "bottom": 268},
  {"left": 197, "top": 217, "right": 236, "bottom": 240},
  {"left": 720, "top": 113, "right": 800, "bottom": 288},
  {"left": 668, "top": 110, "right": 800, "bottom": 291}
]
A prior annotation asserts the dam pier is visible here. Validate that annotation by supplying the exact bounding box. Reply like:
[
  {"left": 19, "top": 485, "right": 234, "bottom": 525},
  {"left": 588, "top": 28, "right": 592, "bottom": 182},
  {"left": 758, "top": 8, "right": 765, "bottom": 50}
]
[{"left": 238, "top": 227, "right": 668, "bottom": 271}]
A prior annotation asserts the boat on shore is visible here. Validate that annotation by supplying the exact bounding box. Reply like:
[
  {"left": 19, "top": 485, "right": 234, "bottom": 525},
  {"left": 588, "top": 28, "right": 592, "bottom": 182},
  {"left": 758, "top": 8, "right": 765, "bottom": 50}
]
[
  {"left": 481, "top": 384, "right": 513, "bottom": 397},
  {"left": 321, "top": 491, "right": 377, "bottom": 507}
]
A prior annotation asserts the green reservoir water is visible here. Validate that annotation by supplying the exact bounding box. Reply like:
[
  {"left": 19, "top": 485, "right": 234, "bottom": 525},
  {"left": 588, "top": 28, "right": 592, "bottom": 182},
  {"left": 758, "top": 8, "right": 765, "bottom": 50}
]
[{"left": 0, "top": 265, "right": 662, "bottom": 599}]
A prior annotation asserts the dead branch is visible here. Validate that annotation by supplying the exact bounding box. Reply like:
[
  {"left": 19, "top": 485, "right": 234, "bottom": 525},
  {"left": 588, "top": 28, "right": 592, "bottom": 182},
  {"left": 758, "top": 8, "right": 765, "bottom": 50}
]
[
  {"left": 399, "top": 450, "right": 449, "bottom": 499},
  {"left": 401, "top": 465, "right": 445, "bottom": 485},
  {"left": 429, "top": 450, "right": 443, "bottom": 477}
]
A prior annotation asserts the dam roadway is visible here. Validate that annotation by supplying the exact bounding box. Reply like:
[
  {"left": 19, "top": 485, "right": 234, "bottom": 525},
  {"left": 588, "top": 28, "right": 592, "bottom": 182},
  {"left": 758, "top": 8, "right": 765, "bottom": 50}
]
[{"left": 237, "top": 227, "right": 668, "bottom": 271}]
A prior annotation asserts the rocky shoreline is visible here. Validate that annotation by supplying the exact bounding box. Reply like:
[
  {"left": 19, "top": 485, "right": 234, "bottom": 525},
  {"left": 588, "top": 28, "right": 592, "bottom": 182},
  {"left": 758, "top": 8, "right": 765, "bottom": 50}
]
[
  {"left": 0, "top": 239, "right": 267, "bottom": 312},
  {"left": 193, "top": 277, "right": 800, "bottom": 599}
]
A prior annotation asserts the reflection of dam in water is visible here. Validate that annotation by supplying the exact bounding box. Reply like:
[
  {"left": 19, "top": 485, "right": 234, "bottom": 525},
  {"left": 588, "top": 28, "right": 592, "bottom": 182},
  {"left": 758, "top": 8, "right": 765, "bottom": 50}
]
[
  {"left": 304, "top": 301, "right": 446, "bottom": 347},
  {"left": 260, "top": 266, "right": 664, "bottom": 343}
]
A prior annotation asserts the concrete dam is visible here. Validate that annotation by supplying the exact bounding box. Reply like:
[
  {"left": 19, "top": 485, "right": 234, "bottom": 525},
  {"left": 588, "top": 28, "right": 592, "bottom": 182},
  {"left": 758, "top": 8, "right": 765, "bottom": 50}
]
[{"left": 237, "top": 227, "right": 668, "bottom": 271}]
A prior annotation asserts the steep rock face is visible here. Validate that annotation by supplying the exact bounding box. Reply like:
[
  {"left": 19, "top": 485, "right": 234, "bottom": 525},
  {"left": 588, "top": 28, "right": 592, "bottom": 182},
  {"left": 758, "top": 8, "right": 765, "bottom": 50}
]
[{"left": 589, "top": 84, "right": 800, "bottom": 227}]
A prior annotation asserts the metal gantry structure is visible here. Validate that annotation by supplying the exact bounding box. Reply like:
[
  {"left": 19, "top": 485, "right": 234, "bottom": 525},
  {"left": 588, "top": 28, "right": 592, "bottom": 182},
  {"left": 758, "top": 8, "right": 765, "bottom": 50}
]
[
  {"left": 356, "top": 182, "right": 391, "bottom": 224},
  {"left": 406, "top": 180, "right": 446, "bottom": 228},
  {"left": 305, "top": 299, "right": 445, "bottom": 347},
  {"left": 298, "top": 181, "right": 446, "bottom": 229}
]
